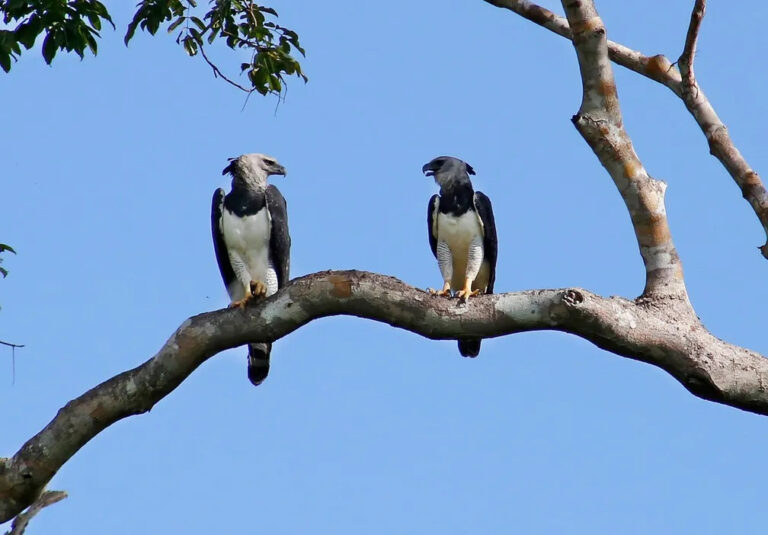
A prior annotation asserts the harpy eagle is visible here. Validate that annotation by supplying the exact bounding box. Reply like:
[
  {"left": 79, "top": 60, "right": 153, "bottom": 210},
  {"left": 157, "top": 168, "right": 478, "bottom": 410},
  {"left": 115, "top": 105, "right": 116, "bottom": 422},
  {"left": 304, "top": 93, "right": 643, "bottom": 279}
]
[
  {"left": 423, "top": 156, "right": 498, "bottom": 357},
  {"left": 211, "top": 153, "right": 291, "bottom": 386}
]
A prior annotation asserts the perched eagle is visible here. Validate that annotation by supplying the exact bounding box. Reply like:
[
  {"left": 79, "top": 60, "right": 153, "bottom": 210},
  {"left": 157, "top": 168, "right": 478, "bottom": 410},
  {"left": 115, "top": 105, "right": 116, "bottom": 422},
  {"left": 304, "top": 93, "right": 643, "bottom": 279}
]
[
  {"left": 423, "top": 156, "right": 498, "bottom": 357},
  {"left": 211, "top": 153, "right": 291, "bottom": 386}
]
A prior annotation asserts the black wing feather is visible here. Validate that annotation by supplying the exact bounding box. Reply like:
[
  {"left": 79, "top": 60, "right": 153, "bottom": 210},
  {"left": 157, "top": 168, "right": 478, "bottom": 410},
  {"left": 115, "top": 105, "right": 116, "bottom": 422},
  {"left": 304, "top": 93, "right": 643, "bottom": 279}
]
[
  {"left": 474, "top": 191, "right": 498, "bottom": 293},
  {"left": 211, "top": 188, "right": 237, "bottom": 294},
  {"left": 427, "top": 194, "right": 439, "bottom": 258},
  {"left": 266, "top": 185, "right": 291, "bottom": 288}
]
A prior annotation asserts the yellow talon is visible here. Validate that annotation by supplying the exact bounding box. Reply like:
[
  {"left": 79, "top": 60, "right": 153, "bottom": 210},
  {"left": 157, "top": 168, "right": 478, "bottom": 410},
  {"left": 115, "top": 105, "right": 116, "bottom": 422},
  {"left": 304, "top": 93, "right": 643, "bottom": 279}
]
[
  {"left": 456, "top": 279, "right": 481, "bottom": 301},
  {"left": 229, "top": 280, "right": 268, "bottom": 308},
  {"left": 428, "top": 281, "right": 452, "bottom": 297},
  {"left": 250, "top": 280, "right": 267, "bottom": 299},
  {"left": 229, "top": 296, "right": 251, "bottom": 308}
]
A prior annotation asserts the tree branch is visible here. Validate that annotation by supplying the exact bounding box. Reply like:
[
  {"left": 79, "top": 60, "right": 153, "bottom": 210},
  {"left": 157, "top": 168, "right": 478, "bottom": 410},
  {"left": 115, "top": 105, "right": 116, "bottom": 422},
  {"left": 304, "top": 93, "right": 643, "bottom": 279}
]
[
  {"left": 482, "top": 0, "right": 683, "bottom": 90},
  {"left": 198, "top": 43, "right": 254, "bottom": 94},
  {"left": 679, "top": 0, "right": 705, "bottom": 89},
  {"left": 4, "top": 490, "right": 67, "bottom": 535},
  {"left": 483, "top": 0, "right": 768, "bottom": 259},
  {"left": 559, "top": 0, "right": 686, "bottom": 299},
  {"left": 0, "top": 270, "right": 766, "bottom": 521}
]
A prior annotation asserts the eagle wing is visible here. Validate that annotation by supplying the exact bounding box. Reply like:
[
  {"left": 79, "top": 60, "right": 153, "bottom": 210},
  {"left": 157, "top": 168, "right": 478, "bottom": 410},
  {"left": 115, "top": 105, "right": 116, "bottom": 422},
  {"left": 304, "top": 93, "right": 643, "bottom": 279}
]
[
  {"left": 266, "top": 185, "right": 291, "bottom": 288},
  {"left": 427, "top": 194, "right": 439, "bottom": 258},
  {"left": 473, "top": 191, "right": 498, "bottom": 293},
  {"left": 211, "top": 188, "right": 238, "bottom": 299}
]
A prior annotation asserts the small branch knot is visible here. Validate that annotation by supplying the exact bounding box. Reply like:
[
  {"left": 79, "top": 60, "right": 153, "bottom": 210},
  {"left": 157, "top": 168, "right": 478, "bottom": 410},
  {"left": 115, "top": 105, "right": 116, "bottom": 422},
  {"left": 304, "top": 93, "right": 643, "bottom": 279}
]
[{"left": 562, "top": 289, "right": 585, "bottom": 306}]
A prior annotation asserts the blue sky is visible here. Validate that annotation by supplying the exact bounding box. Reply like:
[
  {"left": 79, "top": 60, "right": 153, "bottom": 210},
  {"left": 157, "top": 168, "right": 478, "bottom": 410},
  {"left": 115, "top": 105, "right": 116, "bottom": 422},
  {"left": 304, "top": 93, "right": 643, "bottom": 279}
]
[{"left": 2, "top": 1, "right": 768, "bottom": 533}]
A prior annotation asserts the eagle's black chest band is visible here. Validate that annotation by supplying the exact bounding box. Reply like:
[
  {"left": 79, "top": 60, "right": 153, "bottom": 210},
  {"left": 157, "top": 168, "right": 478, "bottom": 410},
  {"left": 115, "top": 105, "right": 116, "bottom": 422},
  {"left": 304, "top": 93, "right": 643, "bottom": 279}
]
[
  {"left": 438, "top": 184, "right": 475, "bottom": 216},
  {"left": 224, "top": 188, "right": 267, "bottom": 217}
]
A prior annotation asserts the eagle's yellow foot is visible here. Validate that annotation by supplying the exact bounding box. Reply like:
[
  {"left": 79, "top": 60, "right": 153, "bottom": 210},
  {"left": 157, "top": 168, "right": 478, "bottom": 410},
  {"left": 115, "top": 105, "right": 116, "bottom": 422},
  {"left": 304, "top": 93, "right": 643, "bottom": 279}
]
[
  {"left": 250, "top": 280, "right": 268, "bottom": 299},
  {"left": 229, "top": 295, "right": 252, "bottom": 308},
  {"left": 456, "top": 284, "right": 481, "bottom": 301},
  {"left": 428, "top": 282, "right": 452, "bottom": 297},
  {"left": 228, "top": 280, "right": 268, "bottom": 308}
]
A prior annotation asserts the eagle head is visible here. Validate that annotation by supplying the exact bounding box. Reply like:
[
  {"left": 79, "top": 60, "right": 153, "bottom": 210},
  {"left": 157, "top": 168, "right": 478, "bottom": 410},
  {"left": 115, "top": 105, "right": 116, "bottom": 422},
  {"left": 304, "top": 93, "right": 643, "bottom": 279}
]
[
  {"left": 222, "top": 153, "right": 286, "bottom": 188},
  {"left": 422, "top": 156, "right": 475, "bottom": 187}
]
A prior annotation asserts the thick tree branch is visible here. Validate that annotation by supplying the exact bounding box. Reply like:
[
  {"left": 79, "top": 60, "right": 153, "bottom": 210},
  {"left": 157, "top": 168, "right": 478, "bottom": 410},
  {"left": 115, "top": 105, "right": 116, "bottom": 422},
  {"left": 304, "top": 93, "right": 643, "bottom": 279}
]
[
  {"left": 483, "top": 0, "right": 768, "bottom": 258},
  {"left": 559, "top": 0, "right": 686, "bottom": 299},
  {"left": 0, "top": 270, "right": 766, "bottom": 521}
]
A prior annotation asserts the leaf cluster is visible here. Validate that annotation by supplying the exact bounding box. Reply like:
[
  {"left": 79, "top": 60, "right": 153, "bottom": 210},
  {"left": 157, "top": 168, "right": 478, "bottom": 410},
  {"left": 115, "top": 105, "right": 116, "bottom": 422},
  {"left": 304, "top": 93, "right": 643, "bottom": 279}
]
[
  {"left": 0, "top": 0, "right": 114, "bottom": 72},
  {"left": 128, "top": 0, "right": 306, "bottom": 96},
  {"left": 0, "top": 0, "right": 307, "bottom": 96}
]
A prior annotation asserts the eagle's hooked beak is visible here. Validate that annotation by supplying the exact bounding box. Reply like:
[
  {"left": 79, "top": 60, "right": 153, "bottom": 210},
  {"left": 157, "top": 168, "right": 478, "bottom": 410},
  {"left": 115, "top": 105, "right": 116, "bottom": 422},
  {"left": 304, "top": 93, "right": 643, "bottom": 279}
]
[
  {"left": 422, "top": 162, "right": 436, "bottom": 177},
  {"left": 273, "top": 164, "right": 287, "bottom": 177}
]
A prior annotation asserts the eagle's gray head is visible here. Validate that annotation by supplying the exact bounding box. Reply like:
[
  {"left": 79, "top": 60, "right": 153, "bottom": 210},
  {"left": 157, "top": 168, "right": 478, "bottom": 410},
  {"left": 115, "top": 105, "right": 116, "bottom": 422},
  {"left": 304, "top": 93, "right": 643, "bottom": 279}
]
[
  {"left": 422, "top": 156, "right": 475, "bottom": 189},
  {"left": 222, "top": 153, "right": 286, "bottom": 189}
]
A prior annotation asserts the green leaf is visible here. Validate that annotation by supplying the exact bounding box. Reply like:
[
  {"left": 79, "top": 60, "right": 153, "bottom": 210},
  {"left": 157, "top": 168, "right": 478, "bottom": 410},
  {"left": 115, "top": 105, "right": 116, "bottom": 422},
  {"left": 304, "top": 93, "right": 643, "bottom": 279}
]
[
  {"left": 41, "top": 32, "right": 56, "bottom": 64},
  {"left": 124, "top": 6, "right": 147, "bottom": 44},
  {"left": 15, "top": 18, "right": 40, "bottom": 50},
  {"left": 167, "top": 16, "right": 186, "bottom": 33},
  {"left": 84, "top": 31, "right": 98, "bottom": 55},
  {"left": 190, "top": 16, "right": 206, "bottom": 31},
  {"left": 182, "top": 36, "right": 198, "bottom": 56}
]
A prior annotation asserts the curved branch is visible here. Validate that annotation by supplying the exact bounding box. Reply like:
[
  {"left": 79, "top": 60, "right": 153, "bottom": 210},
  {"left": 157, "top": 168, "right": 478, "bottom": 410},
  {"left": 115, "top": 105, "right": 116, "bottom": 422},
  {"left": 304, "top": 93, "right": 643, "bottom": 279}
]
[
  {"left": 0, "top": 270, "right": 766, "bottom": 521},
  {"left": 483, "top": 0, "right": 768, "bottom": 258}
]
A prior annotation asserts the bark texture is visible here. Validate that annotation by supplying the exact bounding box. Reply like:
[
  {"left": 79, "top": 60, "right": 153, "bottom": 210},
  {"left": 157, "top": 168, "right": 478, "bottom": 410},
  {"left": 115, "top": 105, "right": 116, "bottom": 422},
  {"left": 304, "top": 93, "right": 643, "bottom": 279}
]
[
  {"left": 484, "top": 0, "right": 768, "bottom": 258},
  {"left": 0, "top": 271, "right": 767, "bottom": 521}
]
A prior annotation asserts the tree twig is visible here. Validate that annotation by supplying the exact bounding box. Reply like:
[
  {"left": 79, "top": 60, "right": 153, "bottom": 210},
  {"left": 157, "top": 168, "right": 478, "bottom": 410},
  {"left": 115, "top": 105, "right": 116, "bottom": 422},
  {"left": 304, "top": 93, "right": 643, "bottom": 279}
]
[
  {"left": 4, "top": 490, "right": 67, "bottom": 535},
  {"left": 197, "top": 42, "right": 254, "bottom": 94},
  {"left": 679, "top": 0, "right": 706, "bottom": 89},
  {"left": 0, "top": 340, "right": 24, "bottom": 385}
]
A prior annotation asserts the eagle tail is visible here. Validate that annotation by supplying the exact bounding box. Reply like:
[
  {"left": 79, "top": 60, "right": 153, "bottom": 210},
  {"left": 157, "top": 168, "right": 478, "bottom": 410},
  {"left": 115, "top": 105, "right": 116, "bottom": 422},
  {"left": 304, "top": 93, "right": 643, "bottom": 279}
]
[
  {"left": 458, "top": 338, "right": 481, "bottom": 358},
  {"left": 247, "top": 343, "right": 271, "bottom": 386}
]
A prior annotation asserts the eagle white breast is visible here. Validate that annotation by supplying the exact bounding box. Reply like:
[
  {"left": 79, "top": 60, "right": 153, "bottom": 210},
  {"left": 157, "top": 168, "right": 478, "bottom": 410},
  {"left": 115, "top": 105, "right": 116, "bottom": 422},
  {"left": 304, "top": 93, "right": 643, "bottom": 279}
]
[{"left": 220, "top": 205, "right": 277, "bottom": 297}]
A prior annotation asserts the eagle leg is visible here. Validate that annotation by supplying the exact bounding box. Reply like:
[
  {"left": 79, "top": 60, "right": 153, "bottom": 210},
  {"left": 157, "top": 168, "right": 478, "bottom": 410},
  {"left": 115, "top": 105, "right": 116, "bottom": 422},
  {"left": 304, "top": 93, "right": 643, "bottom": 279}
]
[
  {"left": 428, "top": 281, "right": 452, "bottom": 297},
  {"left": 456, "top": 279, "right": 482, "bottom": 301}
]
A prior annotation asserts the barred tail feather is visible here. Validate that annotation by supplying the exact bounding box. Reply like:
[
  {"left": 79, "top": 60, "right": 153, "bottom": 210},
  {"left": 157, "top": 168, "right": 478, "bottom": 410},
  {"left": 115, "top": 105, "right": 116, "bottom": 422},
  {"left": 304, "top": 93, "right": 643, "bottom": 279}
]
[{"left": 247, "top": 343, "right": 271, "bottom": 386}]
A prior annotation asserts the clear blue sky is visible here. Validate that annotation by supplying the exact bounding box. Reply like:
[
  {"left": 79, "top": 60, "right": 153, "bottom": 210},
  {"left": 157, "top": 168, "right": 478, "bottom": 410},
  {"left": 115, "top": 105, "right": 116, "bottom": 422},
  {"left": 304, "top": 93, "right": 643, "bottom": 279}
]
[{"left": 2, "top": 1, "right": 768, "bottom": 533}]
